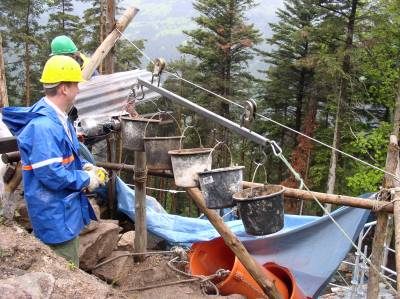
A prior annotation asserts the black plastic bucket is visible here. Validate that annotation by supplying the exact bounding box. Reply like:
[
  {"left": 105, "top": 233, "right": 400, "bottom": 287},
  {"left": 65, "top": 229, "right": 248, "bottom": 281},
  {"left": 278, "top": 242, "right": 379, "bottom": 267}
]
[
  {"left": 198, "top": 166, "right": 244, "bottom": 209},
  {"left": 233, "top": 185, "right": 285, "bottom": 236}
]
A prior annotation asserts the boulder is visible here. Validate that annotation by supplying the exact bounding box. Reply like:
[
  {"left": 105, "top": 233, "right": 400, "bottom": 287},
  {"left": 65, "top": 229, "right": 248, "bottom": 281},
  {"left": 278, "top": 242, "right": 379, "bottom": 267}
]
[
  {"left": 0, "top": 272, "right": 55, "bottom": 299},
  {"left": 93, "top": 251, "right": 133, "bottom": 285},
  {"left": 79, "top": 221, "right": 121, "bottom": 271},
  {"left": 117, "top": 231, "right": 135, "bottom": 251}
]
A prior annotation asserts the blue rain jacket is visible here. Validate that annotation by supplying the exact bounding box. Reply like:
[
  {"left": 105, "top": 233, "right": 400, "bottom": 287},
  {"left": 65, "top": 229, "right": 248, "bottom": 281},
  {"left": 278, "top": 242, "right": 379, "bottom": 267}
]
[{"left": 2, "top": 98, "right": 96, "bottom": 244}]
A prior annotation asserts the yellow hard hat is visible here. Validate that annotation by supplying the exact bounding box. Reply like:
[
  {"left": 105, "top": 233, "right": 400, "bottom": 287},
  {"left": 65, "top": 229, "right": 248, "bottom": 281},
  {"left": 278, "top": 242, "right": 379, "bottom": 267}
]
[{"left": 40, "top": 55, "right": 84, "bottom": 87}]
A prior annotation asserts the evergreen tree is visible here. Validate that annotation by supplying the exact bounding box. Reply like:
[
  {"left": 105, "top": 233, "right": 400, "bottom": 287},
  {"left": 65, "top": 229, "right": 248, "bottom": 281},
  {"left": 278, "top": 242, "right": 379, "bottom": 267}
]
[
  {"left": 176, "top": 0, "right": 262, "bottom": 166},
  {"left": 0, "top": 0, "right": 45, "bottom": 106}
]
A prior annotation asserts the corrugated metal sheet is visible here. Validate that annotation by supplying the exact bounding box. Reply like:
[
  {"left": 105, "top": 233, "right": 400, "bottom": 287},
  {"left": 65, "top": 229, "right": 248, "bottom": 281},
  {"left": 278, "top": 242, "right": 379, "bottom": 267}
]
[{"left": 75, "top": 69, "right": 160, "bottom": 119}]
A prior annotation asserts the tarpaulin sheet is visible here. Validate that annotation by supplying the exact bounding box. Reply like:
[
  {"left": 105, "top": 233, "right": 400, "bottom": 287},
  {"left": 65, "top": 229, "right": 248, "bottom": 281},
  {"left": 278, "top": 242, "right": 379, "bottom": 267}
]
[{"left": 116, "top": 177, "right": 370, "bottom": 297}]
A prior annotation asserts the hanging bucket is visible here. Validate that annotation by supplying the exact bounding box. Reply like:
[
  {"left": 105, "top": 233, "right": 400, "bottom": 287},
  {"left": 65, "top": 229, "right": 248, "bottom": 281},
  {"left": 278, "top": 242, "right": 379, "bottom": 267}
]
[
  {"left": 121, "top": 117, "right": 160, "bottom": 151},
  {"left": 198, "top": 142, "right": 244, "bottom": 209},
  {"left": 143, "top": 112, "right": 183, "bottom": 170},
  {"left": 168, "top": 127, "right": 212, "bottom": 187},
  {"left": 233, "top": 185, "right": 285, "bottom": 236},
  {"left": 189, "top": 238, "right": 294, "bottom": 299}
]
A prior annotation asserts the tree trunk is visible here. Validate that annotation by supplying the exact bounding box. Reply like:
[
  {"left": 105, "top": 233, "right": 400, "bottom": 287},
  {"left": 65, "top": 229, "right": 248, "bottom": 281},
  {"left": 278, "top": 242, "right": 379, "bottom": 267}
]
[
  {"left": 0, "top": 34, "right": 8, "bottom": 108},
  {"left": 281, "top": 96, "right": 317, "bottom": 214},
  {"left": 325, "top": 0, "right": 358, "bottom": 210},
  {"left": 24, "top": 0, "right": 32, "bottom": 107}
]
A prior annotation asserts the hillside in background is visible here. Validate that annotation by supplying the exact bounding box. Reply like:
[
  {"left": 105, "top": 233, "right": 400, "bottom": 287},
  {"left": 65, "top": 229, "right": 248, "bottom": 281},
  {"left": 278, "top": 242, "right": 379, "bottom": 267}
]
[{"left": 75, "top": 0, "right": 283, "bottom": 72}]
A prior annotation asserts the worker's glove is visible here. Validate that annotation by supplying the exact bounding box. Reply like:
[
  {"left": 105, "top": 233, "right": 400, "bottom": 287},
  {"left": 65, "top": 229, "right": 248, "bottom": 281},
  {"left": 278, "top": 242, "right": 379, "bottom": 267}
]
[
  {"left": 83, "top": 163, "right": 109, "bottom": 184},
  {"left": 85, "top": 169, "right": 101, "bottom": 192}
]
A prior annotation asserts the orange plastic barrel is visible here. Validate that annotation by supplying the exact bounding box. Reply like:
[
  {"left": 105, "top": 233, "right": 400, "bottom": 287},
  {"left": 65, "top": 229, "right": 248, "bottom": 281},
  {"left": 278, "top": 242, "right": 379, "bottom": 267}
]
[{"left": 190, "top": 238, "right": 307, "bottom": 299}]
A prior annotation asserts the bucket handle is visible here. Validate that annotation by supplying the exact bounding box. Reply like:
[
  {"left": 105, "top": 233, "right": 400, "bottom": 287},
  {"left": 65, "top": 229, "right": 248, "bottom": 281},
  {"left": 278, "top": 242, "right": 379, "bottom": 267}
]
[
  {"left": 207, "top": 140, "right": 234, "bottom": 167},
  {"left": 249, "top": 156, "right": 268, "bottom": 197},
  {"left": 144, "top": 111, "right": 183, "bottom": 138},
  {"left": 180, "top": 126, "right": 204, "bottom": 150}
]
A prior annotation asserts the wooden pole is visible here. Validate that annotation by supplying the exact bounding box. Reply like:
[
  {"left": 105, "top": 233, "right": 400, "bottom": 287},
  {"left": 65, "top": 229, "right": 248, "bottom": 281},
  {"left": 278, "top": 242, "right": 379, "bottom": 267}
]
[
  {"left": 133, "top": 151, "right": 147, "bottom": 262},
  {"left": 243, "top": 181, "right": 394, "bottom": 213},
  {"left": 0, "top": 33, "right": 8, "bottom": 108},
  {"left": 186, "top": 187, "right": 283, "bottom": 299},
  {"left": 367, "top": 135, "right": 399, "bottom": 298},
  {"left": 81, "top": 6, "right": 139, "bottom": 80},
  {"left": 393, "top": 188, "right": 400, "bottom": 291},
  {"left": 104, "top": 0, "right": 116, "bottom": 74}
]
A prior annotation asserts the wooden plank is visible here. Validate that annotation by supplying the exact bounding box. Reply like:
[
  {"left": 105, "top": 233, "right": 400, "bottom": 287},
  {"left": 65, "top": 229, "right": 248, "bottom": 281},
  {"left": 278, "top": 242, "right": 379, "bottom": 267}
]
[
  {"left": 133, "top": 151, "right": 147, "bottom": 262},
  {"left": 393, "top": 189, "right": 400, "bottom": 291},
  {"left": 243, "top": 181, "right": 394, "bottom": 213},
  {"left": 82, "top": 6, "right": 139, "bottom": 80},
  {"left": 186, "top": 187, "right": 282, "bottom": 299},
  {"left": 0, "top": 137, "right": 18, "bottom": 154},
  {"left": 367, "top": 135, "right": 399, "bottom": 298}
]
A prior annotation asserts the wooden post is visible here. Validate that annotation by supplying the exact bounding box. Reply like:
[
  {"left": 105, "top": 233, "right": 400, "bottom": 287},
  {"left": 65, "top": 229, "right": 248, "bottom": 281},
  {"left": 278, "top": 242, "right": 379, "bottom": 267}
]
[
  {"left": 133, "top": 151, "right": 147, "bottom": 262},
  {"left": 367, "top": 135, "right": 399, "bottom": 298},
  {"left": 186, "top": 187, "right": 283, "bottom": 299},
  {"left": 82, "top": 6, "right": 139, "bottom": 80},
  {"left": 0, "top": 33, "right": 8, "bottom": 108},
  {"left": 393, "top": 188, "right": 400, "bottom": 291},
  {"left": 104, "top": 0, "right": 115, "bottom": 74}
]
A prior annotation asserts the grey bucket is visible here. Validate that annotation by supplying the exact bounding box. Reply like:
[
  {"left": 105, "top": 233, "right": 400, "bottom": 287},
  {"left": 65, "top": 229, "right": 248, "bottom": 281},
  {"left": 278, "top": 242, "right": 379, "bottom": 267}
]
[
  {"left": 198, "top": 166, "right": 244, "bottom": 209},
  {"left": 233, "top": 185, "right": 285, "bottom": 236},
  {"left": 168, "top": 148, "right": 212, "bottom": 187},
  {"left": 144, "top": 136, "right": 182, "bottom": 170},
  {"left": 121, "top": 117, "right": 160, "bottom": 151}
]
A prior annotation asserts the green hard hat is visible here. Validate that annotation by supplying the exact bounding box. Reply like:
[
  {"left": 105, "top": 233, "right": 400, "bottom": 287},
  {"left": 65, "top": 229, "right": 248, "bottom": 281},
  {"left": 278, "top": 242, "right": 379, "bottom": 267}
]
[{"left": 50, "top": 35, "right": 78, "bottom": 55}]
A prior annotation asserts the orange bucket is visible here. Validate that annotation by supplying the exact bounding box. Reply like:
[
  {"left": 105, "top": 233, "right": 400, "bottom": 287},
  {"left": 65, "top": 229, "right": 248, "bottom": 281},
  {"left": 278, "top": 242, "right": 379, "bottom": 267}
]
[{"left": 190, "top": 238, "right": 307, "bottom": 299}]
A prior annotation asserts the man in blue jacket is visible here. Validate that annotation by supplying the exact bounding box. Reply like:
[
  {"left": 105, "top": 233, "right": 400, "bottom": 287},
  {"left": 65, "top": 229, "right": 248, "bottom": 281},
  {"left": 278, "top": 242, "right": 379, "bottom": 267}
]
[{"left": 2, "top": 55, "right": 107, "bottom": 266}]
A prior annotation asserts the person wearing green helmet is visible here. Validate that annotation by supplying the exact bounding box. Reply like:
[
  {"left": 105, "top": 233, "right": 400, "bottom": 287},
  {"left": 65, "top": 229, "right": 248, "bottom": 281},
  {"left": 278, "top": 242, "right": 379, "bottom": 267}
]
[
  {"left": 50, "top": 35, "right": 99, "bottom": 77},
  {"left": 50, "top": 35, "right": 99, "bottom": 122}
]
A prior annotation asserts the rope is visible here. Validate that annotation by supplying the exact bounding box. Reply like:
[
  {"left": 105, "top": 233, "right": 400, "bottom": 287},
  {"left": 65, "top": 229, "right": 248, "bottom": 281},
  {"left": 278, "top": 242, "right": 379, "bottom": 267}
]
[
  {"left": 134, "top": 167, "right": 147, "bottom": 184},
  {"left": 92, "top": 250, "right": 174, "bottom": 270},
  {"left": 126, "top": 183, "right": 186, "bottom": 194},
  {"left": 167, "top": 256, "right": 228, "bottom": 296}
]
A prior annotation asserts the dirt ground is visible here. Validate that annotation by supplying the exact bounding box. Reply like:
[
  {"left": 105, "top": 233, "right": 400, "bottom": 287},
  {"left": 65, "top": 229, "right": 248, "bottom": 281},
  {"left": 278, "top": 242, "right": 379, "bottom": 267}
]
[{"left": 0, "top": 222, "right": 242, "bottom": 299}]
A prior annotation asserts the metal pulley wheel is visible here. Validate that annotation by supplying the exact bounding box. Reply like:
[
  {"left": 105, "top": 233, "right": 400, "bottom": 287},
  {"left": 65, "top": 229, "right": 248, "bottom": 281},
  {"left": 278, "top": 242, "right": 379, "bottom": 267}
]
[
  {"left": 151, "top": 58, "right": 166, "bottom": 86},
  {"left": 241, "top": 99, "right": 257, "bottom": 128}
]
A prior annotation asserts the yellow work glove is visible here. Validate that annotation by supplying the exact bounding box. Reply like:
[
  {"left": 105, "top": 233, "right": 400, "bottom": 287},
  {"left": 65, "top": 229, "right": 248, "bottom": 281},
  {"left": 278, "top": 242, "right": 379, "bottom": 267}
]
[
  {"left": 85, "top": 169, "right": 101, "bottom": 192},
  {"left": 96, "top": 168, "right": 109, "bottom": 185}
]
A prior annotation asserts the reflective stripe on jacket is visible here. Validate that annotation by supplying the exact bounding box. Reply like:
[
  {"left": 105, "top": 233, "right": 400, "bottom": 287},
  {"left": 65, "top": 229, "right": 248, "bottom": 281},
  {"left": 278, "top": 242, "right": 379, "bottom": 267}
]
[{"left": 2, "top": 98, "right": 96, "bottom": 244}]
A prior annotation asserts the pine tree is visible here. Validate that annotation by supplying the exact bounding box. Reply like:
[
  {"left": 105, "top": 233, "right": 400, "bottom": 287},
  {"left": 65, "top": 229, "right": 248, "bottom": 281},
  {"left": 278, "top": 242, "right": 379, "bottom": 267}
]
[
  {"left": 0, "top": 0, "right": 45, "bottom": 106},
  {"left": 176, "top": 0, "right": 262, "bottom": 166},
  {"left": 46, "top": 0, "right": 80, "bottom": 42}
]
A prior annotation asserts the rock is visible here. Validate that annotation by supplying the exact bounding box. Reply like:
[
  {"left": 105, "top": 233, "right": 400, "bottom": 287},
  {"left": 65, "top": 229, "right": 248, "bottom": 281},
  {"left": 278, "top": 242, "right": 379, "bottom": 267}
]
[
  {"left": 14, "top": 199, "right": 31, "bottom": 231},
  {"left": 93, "top": 251, "right": 133, "bottom": 285},
  {"left": 0, "top": 272, "right": 55, "bottom": 299},
  {"left": 117, "top": 231, "right": 135, "bottom": 251},
  {"left": 79, "top": 221, "right": 121, "bottom": 271},
  {"left": 140, "top": 264, "right": 169, "bottom": 284},
  {"left": 147, "top": 231, "right": 166, "bottom": 250}
]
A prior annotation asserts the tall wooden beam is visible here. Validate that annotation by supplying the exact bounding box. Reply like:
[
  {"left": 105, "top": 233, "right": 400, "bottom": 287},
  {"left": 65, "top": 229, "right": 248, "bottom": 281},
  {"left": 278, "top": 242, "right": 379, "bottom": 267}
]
[
  {"left": 104, "top": 0, "right": 115, "bottom": 74},
  {"left": 367, "top": 135, "right": 399, "bottom": 298},
  {"left": 0, "top": 33, "right": 8, "bottom": 108},
  {"left": 133, "top": 151, "right": 147, "bottom": 262},
  {"left": 82, "top": 6, "right": 139, "bottom": 80},
  {"left": 243, "top": 181, "right": 394, "bottom": 213},
  {"left": 186, "top": 187, "right": 283, "bottom": 299}
]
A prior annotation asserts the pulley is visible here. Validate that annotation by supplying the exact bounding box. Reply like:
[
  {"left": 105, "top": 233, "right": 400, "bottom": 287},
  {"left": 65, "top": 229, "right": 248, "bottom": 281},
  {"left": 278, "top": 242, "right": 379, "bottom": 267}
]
[
  {"left": 240, "top": 99, "right": 257, "bottom": 129},
  {"left": 151, "top": 58, "right": 166, "bottom": 86}
]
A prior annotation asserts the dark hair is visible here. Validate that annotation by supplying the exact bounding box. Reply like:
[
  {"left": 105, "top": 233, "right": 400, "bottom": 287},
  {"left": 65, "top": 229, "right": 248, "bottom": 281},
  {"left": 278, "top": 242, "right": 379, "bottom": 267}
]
[{"left": 44, "top": 82, "right": 72, "bottom": 97}]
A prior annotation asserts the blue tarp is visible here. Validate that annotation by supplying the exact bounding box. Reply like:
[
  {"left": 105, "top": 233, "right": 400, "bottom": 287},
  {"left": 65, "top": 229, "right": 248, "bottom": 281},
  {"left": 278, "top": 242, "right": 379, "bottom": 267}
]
[{"left": 116, "top": 177, "right": 370, "bottom": 297}]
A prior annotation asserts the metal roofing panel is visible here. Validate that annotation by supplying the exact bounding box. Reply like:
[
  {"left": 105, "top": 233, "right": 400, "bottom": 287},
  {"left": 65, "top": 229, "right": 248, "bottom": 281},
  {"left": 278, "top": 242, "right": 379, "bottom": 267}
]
[{"left": 75, "top": 69, "right": 160, "bottom": 119}]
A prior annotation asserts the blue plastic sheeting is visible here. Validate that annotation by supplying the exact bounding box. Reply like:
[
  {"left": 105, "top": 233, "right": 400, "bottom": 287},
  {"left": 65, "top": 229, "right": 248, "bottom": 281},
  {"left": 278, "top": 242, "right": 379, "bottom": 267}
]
[
  {"left": 116, "top": 177, "right": 319, "bottom": 244},
  {"left": 116, "top": 177, "right": 370, "bottom": 297}
]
